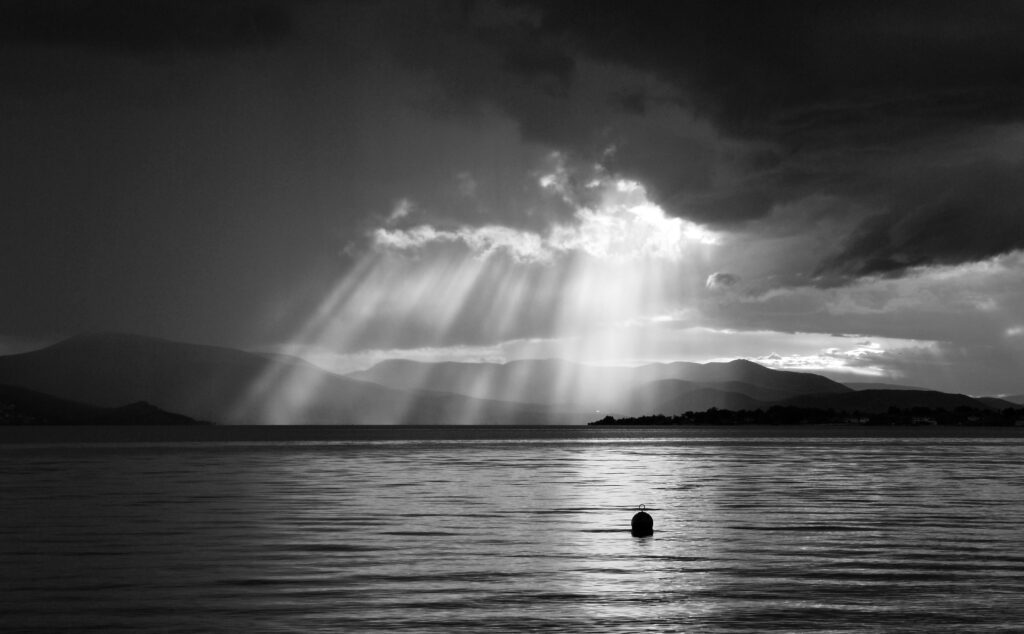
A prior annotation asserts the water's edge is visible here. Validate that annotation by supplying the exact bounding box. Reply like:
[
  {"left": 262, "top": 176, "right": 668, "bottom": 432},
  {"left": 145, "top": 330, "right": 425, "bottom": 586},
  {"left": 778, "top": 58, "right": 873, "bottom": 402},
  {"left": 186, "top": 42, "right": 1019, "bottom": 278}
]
[{"left": 3, "top": 424, "right": 1024, "bottom": 445}]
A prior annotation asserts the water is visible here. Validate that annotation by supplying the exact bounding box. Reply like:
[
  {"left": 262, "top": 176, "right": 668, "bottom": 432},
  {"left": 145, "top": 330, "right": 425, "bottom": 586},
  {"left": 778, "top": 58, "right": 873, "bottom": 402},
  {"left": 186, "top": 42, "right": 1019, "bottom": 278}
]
[{"left": 2, "top": 426, "right": 1024, "bottom": 632}]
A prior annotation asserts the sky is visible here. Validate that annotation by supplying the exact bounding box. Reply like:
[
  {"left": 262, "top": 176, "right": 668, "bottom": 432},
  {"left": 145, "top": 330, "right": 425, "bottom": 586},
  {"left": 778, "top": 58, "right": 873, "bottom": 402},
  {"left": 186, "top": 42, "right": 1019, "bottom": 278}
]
[{"left": 2, "top": 0, "right": 1023, "bottom": 395}]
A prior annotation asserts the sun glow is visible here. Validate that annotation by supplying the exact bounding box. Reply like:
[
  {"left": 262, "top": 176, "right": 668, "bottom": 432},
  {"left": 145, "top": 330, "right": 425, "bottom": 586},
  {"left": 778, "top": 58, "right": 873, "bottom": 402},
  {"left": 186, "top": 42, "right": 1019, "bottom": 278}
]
[
  {"left": 374, "top": 179, "right": 718, "bottom": 263},
  {"left": 232, "top": 177, "right": 719, "bottom": 423}
]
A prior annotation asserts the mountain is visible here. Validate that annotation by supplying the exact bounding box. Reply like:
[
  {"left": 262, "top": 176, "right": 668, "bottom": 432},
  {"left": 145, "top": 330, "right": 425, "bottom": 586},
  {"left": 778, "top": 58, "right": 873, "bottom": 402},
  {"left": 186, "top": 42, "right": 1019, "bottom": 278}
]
[
  {"left": 349, "top": 358, "right": 631, "bottom": 408},
  {"left": 653, "top": 385, "right": 765, "bottom": 414},
  {"left": 0, "top": 333, "right": 278, "bottom": 415},
  {"left": 782, "top": 389, "right": 995, "bottom": 413},
  {"left": 628, "top": 379, "right": 766, "bottom": 413},
  {"left": 977, "top": 397, "right": 1019, "bottom": 409},
  {"left": 0, "top": 383, "right": 100, "bottom": 424},
  {"left": 844, "top": 381, "right": 930, "bottom": 391},
  {"left": 0, "top": 384, "right": 206, "bottom": 425},
  {"left": 677, "top": 380, "right": 806, "bottom": 403},
  {"left": 1002, "top": 394, "right": 1024, "bottom": 406},
  {"left": 0, "top": 333, "right": 574, "bottom": 425},
  {"left": 350, "top": 357, "right": 851, "bottom": 415},
  {"left": 3, "top": 333, "right": 1007, "bottom": 425},
  {"left": 646, "top": 359, "right": 852, "bottom": 397}
]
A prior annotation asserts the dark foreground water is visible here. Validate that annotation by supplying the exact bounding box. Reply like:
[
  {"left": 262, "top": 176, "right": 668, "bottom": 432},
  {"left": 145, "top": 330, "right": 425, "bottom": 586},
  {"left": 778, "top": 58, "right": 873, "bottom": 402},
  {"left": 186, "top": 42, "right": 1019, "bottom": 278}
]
[{"left": 2, "top": 426, "right": 1024, "bottom": 632}]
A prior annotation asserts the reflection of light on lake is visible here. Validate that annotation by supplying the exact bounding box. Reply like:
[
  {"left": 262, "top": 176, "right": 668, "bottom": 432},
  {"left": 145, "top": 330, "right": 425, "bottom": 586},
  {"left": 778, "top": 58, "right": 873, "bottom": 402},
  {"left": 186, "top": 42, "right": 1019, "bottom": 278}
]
[
  {"left": 545, "top": 442, "right": 719, "bottom": 623},
  {"left": 5, "top": 431, "right": 1024, "bottom": 630}
]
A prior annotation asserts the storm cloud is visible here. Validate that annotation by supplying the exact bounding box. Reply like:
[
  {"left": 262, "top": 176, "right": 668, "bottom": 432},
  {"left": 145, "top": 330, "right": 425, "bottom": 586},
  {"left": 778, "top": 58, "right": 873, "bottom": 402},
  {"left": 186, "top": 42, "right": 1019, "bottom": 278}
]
[{"left": 378, "top": 0, "right": 1024, "bottom": 278}]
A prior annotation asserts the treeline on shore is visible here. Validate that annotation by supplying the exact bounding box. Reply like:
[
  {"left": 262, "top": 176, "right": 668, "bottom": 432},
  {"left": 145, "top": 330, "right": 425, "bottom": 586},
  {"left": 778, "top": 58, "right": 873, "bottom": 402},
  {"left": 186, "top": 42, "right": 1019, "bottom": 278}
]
[{"left": 590, "top": 405, "right": 1024, "bottom": 426}]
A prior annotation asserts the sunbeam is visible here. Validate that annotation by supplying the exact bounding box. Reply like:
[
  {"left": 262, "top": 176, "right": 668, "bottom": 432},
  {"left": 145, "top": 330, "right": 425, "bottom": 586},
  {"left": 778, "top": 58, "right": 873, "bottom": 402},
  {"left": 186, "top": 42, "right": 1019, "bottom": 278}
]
[{"left": 233, "top": 178, "right": 720, "bottom": 423}]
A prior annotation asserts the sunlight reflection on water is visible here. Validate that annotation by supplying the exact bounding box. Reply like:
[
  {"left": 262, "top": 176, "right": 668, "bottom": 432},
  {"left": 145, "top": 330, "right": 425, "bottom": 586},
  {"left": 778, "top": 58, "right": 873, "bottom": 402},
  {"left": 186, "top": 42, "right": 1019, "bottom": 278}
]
[{"left": 2, "top": 429, "right": 1024, "bottom": 632}]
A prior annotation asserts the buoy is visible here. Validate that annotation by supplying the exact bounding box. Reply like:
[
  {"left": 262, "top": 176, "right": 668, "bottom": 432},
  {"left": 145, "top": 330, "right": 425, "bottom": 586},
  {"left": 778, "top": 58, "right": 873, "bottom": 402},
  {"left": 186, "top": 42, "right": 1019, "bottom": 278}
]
[{"left": 631, "top": 504, "right": 653, "bottom": 537}]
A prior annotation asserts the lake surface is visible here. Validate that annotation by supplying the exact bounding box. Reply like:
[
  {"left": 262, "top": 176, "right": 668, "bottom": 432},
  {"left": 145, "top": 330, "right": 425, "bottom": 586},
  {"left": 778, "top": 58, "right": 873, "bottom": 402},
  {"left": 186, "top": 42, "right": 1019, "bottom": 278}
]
[{"left": 2, "top": 426, "right": 1024, "bottom": 632}]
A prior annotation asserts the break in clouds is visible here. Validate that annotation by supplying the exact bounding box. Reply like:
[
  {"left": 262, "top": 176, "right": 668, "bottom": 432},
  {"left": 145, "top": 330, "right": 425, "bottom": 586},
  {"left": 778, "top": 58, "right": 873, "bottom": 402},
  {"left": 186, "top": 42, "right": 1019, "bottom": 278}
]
[{"left": 1, "top": 0, "right": 1023, "bottom": 393}]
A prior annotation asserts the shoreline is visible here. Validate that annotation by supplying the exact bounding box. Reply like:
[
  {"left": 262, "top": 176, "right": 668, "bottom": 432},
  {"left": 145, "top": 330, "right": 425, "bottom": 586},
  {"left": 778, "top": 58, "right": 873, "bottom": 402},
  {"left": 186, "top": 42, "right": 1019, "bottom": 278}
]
[{"left": 3, "top": 424, "right": 1024, "bottom": 444}]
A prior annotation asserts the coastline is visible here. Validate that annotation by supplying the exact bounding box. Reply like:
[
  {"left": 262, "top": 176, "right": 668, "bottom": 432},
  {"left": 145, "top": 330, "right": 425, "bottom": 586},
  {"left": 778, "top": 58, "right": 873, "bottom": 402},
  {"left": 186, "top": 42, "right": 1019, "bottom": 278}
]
[{"left": 3, "top": 423, "right": 1024, "bottom": 445}]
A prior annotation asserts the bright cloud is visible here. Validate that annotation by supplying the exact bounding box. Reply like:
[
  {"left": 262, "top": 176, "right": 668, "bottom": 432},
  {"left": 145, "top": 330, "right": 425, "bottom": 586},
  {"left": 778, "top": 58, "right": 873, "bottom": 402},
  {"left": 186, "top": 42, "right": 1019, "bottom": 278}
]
[
  {"left": 372, "top": 176, "right": 719, "bottom": 263},
  {"left": 373, "top": 224, "right": 548, "bottom": 262},
  {"left": 755, "top": 341, "right": 900, "bottom": 378}
]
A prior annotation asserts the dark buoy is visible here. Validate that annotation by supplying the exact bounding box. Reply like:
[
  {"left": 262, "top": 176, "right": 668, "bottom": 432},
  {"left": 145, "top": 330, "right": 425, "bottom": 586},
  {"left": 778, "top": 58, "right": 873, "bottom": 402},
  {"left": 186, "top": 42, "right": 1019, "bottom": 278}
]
[{"left": 631, "top": 504, "right": 653, "bottom": 537}]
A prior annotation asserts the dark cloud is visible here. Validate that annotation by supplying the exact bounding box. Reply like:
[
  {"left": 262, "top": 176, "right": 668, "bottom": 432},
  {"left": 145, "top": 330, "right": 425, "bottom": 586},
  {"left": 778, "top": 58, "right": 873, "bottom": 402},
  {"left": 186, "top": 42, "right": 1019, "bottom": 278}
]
[
  {"left": 610, "top": 90, "right": 647, "bottom": 116},
  {"left": 496, "top": 32, "right": 575, "bottom": 95},
  {"left": 0, "top": 0, "right": 291, "bottom": 55},
  {"left": 360, "top": 0, "right": 1024, "bottom": 287},
  {"left": 376, "top": 0, "right": 1024, "bottom": 275},
  {"left": 520, "top": 0, "right": 1024, "bottom": 136},
  {"left": 816, "top": 159, "right": 1024, "bottom": 279}
]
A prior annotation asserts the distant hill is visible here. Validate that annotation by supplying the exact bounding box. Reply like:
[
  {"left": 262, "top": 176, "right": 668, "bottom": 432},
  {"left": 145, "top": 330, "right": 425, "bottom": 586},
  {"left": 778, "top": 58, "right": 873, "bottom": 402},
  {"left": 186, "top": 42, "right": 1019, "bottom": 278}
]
[
  {"left": 783, "top": 389, "right": 995, "bottom": 413},
  {"left": 351, "top": 357, "right": 850, "bottom": 415},
  {"left": 0, "top": 383, "right": 100, "bottom": 424},
  {"left": 1, "top": 332, "right": 1006, "bottom": 425},
  {"left": 843, "top": 381, "right": 930, "bottom": 391},
  {"left": 692, "top": 380, "right": 801, "bottom": 403},
  {"left": 0, "top": 333, "right": 285, "bottom": 416},
  {"left": 1003, "top": 394, "right": 1024, "bottom": 406},
  {"left": 0, "top": 333, "right": 575, "bottom": 425},
  {"left": 0, "top": 384, "right": 206, "bottom": 425},
  {"left": 977, "top": 397, "right": 1019, "bottom": 409},
  {"left": 651, "top": 359, "right": 852, "bottom": 397},
  {"left": 628, "top": 379, "right": 767, "bottom": 413},
  {"left": 349, "top": 358, "right": 597, "bottom": 406},
  {"left": 93, "top": 401, "right": 210, "bottom": 426},
  {"left": 654, "top": 386, "right": 765, "bottom": 414}
]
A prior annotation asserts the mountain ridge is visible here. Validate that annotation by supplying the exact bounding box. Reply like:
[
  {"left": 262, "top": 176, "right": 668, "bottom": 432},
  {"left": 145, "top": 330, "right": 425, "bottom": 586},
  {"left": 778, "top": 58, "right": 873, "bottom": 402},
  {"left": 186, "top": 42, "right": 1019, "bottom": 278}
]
[
  {"left": 0, "top": 333, "right": 581, "bottom": 425},
  {"left": 0, "top": 383, "right": 208, "bottom": 425},
  {"left": 0, "top": 333, "right": 1008, "bottom": 423},
  {"left": 1002, "top": 394, "right": 1024, "bottom": 406},
  {"left": 349, "top": 356, "right": 852, "bottom": 415},
  {"left": 783, "top": 389, "right": 994, "bottom": 413}
]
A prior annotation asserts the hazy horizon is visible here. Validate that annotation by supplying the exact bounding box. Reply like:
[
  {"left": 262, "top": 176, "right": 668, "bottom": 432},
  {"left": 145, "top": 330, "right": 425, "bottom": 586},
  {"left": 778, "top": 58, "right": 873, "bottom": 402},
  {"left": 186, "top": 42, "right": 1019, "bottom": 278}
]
[{"left": 0, "top": 330, "right": 945, "bottom": 393}]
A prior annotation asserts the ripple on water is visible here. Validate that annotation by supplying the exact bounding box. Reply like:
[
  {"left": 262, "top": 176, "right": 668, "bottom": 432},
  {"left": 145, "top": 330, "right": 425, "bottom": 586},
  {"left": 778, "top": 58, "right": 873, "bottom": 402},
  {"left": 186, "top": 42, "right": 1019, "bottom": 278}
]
[{"left": 1, "top": 431, "right": 1023, "bottom": 632}]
